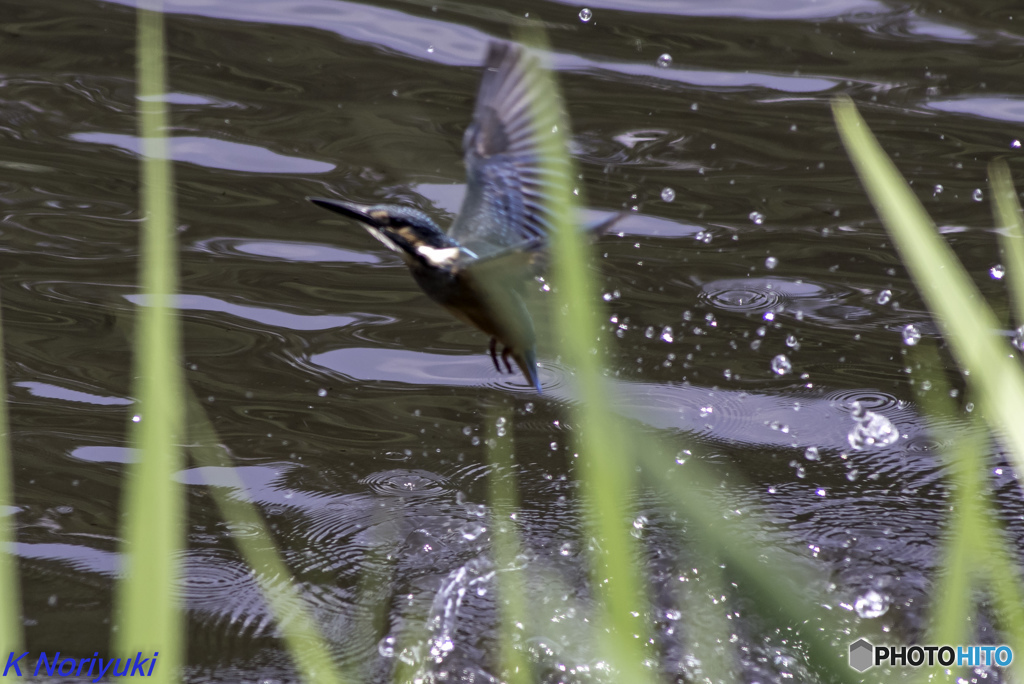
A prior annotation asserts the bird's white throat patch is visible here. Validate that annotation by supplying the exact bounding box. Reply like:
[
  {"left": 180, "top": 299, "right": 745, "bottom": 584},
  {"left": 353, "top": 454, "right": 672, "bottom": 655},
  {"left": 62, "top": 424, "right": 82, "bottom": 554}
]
[{"left": 416, "top": 245, "right": 461, "bottom": 266}]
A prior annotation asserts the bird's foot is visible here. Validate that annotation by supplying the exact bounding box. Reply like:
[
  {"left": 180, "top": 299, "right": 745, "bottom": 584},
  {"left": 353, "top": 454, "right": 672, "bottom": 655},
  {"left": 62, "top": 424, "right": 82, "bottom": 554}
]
[
  {"left": 500, "top": 347, "right": 514, "bottom": 374},
  {"left": 489, "top": 338, "right": 502, "bottom": 372}
]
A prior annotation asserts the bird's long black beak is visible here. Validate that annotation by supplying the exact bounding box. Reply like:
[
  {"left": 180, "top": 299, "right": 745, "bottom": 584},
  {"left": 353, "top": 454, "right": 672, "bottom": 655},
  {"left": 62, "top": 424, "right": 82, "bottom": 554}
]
[{"left": 307, "top": 197, "right": 382, "bottom": 227}]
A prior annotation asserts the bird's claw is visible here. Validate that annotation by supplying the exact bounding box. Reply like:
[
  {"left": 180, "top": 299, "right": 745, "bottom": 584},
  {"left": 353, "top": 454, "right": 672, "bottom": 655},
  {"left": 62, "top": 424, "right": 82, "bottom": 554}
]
[
  {"left": 489, "top": 338, "right": 502, "bottom": 373},
  {"left": 489, "top": 338, "right": 516, "bottom": 374}
]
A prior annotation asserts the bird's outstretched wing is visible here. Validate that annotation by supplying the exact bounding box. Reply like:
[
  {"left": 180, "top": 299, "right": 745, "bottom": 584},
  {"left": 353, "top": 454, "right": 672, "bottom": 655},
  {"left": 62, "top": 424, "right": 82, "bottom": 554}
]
[{"left": 448, "top": 41, "right": 563, "bottom": 260}]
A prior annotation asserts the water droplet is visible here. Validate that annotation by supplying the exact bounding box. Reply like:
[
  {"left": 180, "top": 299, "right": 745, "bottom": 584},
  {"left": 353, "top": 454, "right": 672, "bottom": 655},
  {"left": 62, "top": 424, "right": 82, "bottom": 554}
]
[
  {"left": 660, "top": 326, "right": 674, "bottom": 343},
  {"left": 876, "top": 289, "right": 892, "bottom": 305},
  {"left": 656, "top": 53, "right": 672, "bottom": 68},
  {"left": 785, "top": 334, "right": 800, "bottom": 349},
  {"left": 1014, "top": 139, "right": 1022, "bottom": 149},
  {"left": 559, "top": 542, "right": 573, "bottom": 556},
  {"left": 645, "top": 326, "right": 655, "bottom": 339},
  {"left": 132, "top": 415, "right": 141, "bottom": 423},
  {"left": 317, "top": 388, "right": 327, "bottom": 397},
  {"left": 427, "top": 45, "right": 435, "bottom": 53},
  {"left": 804, "top": 446, "right": 820, "bottom": 461},
  {"left": 902, "top": 324, "right": 921, "bottom": 346},
  {"left": 973, "top": 188, "right": 984, "bottom": 202},
  {"left": 991, "top": 263, "right": 1006, "bottom": 279},
  {"left": 461, "top": 523, "right": 486, "bottom": 540},
  {"left": 847, "top": 401, "right": 899, "bottom": 450},
  {"left": 933, "top": 184, "right": 943, "bottom": 196},
  {"left": 771, "top": 354, "right": 792, "bottom": 375},
  {"left": 749, "top": 211, "right": 765, "bottom": 225},
  {"left": 661, "top": 187, "right": 676, "bottom": 202},
  {"left": 578, "top": 7, "right": 592, "bottom": 21},
  {"left": 854, "top": 589, "right": 890, "bottom": 618},
  {"left": 1013, "top": 326, "right": 1024, "bottom": 352}
]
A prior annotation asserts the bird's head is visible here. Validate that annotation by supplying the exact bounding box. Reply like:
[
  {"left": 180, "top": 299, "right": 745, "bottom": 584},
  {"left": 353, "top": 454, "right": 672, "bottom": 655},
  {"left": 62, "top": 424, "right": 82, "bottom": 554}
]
[{"left": 308, "top": 198, "right": 465, "bottom": 268}]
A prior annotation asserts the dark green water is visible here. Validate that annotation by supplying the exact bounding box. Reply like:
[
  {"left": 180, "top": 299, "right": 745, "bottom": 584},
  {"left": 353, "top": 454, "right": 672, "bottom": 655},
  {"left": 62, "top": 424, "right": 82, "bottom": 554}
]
[{"left": 3, "top": 0, "right": 1024, "bottom": 681}]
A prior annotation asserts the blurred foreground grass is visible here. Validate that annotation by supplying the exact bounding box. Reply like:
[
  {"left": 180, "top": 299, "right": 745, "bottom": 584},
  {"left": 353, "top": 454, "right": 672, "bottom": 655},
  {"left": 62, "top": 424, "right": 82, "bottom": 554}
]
[
  {"left": 833, "top": 96, "right": 1024, "bottom": 677},
  {"left": 114, "top": 7, "right": 184, "bottom": 679},
  {"left": 115, "top": 4, "right": 345, "bottom": 683},
  {"left": 0, "top": 297, "right": 20, "bottom": 656}
]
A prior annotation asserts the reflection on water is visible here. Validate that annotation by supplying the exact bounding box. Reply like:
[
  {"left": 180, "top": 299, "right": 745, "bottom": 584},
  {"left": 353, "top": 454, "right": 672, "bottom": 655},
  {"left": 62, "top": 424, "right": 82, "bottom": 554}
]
[
  {"left": 70, "top": 132, "right": 335, "bottom": 174},
  {"left": 4, "top": 0, "right": 1023, "bottom": 681}
]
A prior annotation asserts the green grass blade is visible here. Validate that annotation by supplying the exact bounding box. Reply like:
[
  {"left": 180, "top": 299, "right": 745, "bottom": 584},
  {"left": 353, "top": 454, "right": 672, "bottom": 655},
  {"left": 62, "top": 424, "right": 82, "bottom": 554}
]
[
  {"left": 832, "top": 96, "right": 1024, "bottom": 473},
  {"left": 185, "top": 400, "right": 346, "bottom": 684},
  {"left": 836, "top": 99, "right": 1024, "bottom": 681},
  {"left": 990, "top": 161, "right": 1024, "bottom": 329},
  {"left": 981, "top": 530, "right": 1024, "bottom": 680},
  {"left": 521, "top": 36, "right": 653, "bottom": 680},
  {"left": 910, "top": 347, "right": 981, "bottom": 655},
  {"left": 634, "top": 438, "right": 868, "bottom": 684},
  {"left": 0, "top": 295, "right": 23, "bottom": 655},
  {"left": 676, "top": 552, "right": 739, "bottom": 684},
  {"left": 922, "top": 426, "right": 987, "bottom": 678},
  {"left": 114, "top": 5, "right": 185, "bottom": 679},
  {"left": 486, "top": 406, "right": 532, "bottom": 684}
]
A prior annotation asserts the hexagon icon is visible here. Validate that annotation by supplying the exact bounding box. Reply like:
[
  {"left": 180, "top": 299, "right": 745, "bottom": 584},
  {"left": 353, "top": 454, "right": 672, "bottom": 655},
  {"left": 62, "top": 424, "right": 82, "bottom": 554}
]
[{"left": 849, "top": 638, "right": 874, "bottom": 672}]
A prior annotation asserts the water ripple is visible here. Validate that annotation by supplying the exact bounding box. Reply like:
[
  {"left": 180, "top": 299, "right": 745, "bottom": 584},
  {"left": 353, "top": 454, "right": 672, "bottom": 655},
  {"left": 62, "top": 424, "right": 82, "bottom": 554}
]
[
  {"left": 308, "top": 347, "right": 555, "bottom": 394},
  {"left": 70, "top": 132, "right": 334, "bottom": 174},
  {"left": 698, "top": 277, "right": 866, "bottom": 323},
  {"left": 193, "top": 237, "right": 381, "bottom": 264},
  {"left": 124, "top": 293, "right": 358, "bottom": 332},
  {"left": 361, "top": 470, "right": 451, "bottom": 497}
]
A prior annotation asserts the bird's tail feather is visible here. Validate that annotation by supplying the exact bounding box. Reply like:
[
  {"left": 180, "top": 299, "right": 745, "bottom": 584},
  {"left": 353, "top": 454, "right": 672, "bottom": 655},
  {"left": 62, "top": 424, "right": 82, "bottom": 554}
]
[{"left": 515, "top": 347, "right": 542, "bottom": 394}]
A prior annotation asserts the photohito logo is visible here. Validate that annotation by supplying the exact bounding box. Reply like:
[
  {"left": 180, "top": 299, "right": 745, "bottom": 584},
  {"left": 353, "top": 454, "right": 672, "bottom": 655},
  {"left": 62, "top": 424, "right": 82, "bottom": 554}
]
[{"left": 849, "top": 639, "right": 1013, "bottom": 671}]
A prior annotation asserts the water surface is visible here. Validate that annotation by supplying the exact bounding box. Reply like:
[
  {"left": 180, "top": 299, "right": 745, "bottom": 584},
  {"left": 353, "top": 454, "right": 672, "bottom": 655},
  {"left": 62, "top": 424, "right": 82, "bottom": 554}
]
[{"left": 3, "top": 0, "right": 1023, "bottom": 681}]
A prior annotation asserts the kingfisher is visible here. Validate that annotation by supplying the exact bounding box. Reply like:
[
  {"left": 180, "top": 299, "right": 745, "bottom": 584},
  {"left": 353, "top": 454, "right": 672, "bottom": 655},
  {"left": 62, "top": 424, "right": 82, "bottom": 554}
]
[{"left": 309, "top": 41, "right": 573, "bottom": 393}]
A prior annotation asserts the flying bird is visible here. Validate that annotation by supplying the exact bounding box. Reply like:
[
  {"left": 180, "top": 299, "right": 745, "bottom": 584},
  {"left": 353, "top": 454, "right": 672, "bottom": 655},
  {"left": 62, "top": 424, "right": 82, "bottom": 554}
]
[{"left": 310, "top": 41, "right": 578, "bottom": 393}]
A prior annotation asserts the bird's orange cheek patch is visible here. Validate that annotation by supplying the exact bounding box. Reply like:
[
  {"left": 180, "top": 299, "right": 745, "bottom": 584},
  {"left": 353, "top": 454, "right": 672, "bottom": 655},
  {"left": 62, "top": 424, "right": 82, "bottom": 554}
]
[{"left": 395, "top": 226, "right": 422, "bottom": 247}]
